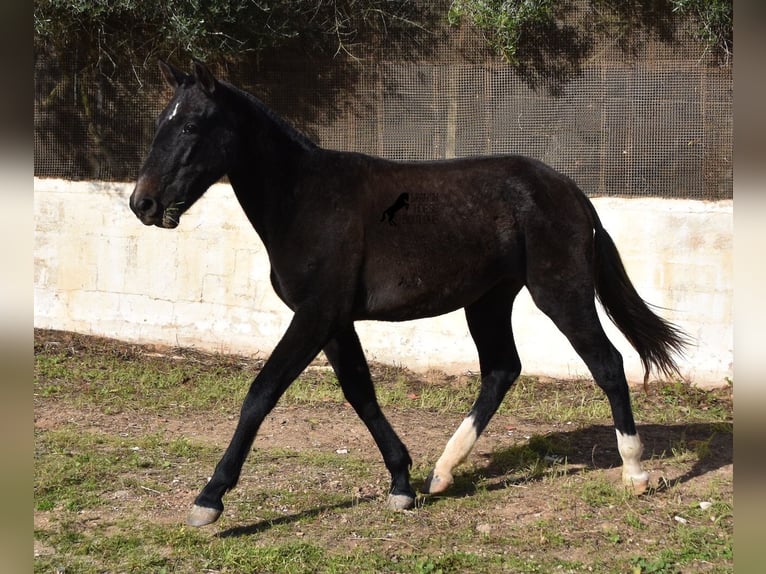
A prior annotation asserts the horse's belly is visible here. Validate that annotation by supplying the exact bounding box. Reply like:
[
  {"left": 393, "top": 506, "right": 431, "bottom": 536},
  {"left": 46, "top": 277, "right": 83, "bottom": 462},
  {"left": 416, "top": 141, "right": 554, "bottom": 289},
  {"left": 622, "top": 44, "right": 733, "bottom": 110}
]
[
  {"left": 355, "top": 210, "right": 523, "bottom": 321},
  {"left": 356, "top": 261, "right": 510, "bottom": 322}
]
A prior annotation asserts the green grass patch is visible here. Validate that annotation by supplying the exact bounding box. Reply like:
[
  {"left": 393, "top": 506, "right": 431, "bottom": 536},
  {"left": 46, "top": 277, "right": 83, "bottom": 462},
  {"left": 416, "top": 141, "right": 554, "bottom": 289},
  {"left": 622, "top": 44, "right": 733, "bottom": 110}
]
[
  {"left": 34, "top": 427, "right": 217, "bottom": 513},
  {"left": 34, "top": 330, "right": 733, "bottom": 574},
  {"left": 576, "top": 473, "right": 633, "bottom": 508},
  {"left": 35, "top": 331, "right": 733, "bottom": 427}
]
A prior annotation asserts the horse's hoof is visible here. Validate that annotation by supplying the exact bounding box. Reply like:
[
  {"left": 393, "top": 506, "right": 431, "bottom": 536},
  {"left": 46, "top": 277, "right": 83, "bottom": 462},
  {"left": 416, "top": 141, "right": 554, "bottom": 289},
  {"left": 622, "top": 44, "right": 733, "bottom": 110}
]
[
  {"left": 187, "top": 504, "right": 222, "bottom": 527},
  {"left": 422, "top": 470, "right": 453, "bottom": 494},
  {"left": 387, "top": 493, "right": 415, "bottom": 510},
  {"left": 622, "top": 471, "right": 650, "bottom": 495}
]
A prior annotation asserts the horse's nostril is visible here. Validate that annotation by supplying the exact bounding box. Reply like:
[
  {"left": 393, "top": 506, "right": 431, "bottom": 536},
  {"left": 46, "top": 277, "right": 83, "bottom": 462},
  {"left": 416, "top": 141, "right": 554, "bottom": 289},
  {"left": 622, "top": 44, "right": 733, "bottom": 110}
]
[{"left": 137, "top": 197, "right": 158, "bottom": 216}]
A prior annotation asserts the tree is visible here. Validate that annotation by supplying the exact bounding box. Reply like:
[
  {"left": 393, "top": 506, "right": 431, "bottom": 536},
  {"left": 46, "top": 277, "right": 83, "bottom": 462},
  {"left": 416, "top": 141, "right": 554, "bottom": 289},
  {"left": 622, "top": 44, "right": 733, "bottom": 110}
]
[
  {"left": 670, "top": 0, "right": 732, "bottom": 62},
  {"left": 33, "top": 0, "right": 430, "bottom": 72},
  {"left": 34, "top": 1, "right": 732, "bottom": 75},
  {"left": 448, "top": 0, "right": 732, "bottom": 65}
]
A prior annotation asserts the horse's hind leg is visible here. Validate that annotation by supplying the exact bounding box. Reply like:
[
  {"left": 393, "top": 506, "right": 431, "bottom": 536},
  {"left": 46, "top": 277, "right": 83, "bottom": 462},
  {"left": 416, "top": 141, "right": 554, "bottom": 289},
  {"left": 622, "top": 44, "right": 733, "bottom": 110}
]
[
  {"left": 423, "top": 282, "right": 522, "bottom": 495},
  {"left": 526, "top": 277, "right": 649, "bottom": 493},
  {"left": 323, "top": 325, "right": 416, "bottom": 510}
]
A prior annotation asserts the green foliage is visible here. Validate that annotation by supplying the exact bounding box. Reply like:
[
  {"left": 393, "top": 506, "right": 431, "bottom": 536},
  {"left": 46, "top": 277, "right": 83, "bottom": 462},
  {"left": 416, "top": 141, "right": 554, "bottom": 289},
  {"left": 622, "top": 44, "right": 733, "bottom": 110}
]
[
  {"left": 33, "top": 0, "right": 424, "bottom": 68},
  {"left": 671, "top": 0, "right": 732, "bottom": 61},
  {"left": 34, "top": 0, "right": 733, "bottom": 74},
  {"left": 449, "top": 0, "right": 733, "bottom": 65},
  {"left": 448, "top": 0, "right": 555, "bottom": 64}
]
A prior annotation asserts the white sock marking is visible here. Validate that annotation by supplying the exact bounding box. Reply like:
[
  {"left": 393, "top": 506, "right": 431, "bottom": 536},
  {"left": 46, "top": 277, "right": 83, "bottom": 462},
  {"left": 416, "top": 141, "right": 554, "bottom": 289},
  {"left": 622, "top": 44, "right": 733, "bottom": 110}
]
[
  {"left": 615, "top": 429, "right": 648, "bottom": 484},
  {"left": 433, "top": 415, "right": 479, "bottom": 477}
]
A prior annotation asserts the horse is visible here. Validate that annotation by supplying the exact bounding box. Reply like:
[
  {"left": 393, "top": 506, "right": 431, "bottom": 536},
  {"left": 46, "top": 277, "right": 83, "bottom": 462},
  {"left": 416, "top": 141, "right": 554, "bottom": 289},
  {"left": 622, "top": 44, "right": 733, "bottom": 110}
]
[{"left": 130, "top": 60, "right": 688, "bottom": 527}]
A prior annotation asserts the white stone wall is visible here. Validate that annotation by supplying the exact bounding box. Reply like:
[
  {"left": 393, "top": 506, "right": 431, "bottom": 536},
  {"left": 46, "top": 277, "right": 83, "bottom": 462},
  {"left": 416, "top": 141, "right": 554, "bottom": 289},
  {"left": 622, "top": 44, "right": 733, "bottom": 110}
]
[{"left": 34, "top": 178, "right": 732, "bottom": 388}]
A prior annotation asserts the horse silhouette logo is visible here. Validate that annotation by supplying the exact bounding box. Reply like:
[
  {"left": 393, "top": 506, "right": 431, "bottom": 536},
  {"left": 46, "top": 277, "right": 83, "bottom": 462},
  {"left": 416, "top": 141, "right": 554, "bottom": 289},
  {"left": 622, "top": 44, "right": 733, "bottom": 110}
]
[{"left": 380, "top": 193, "right": 410, "bottom": 225}]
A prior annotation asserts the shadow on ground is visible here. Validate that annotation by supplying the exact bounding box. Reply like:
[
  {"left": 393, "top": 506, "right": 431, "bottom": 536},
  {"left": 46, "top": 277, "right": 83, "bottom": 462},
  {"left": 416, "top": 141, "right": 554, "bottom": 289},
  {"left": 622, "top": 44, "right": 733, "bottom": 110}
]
[
  {"left": 216, "top": 421, "right": 731, "bottom": 536},
  {"left": 441, "top": 422, "right": 732, "bottom": 497}
]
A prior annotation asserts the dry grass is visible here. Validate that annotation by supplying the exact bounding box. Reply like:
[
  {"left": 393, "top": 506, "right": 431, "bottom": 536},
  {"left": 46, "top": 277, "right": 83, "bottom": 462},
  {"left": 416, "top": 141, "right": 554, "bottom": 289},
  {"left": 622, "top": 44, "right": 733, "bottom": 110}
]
[{"left": 34, "top": 329, "right": 732, "bottom": 573}]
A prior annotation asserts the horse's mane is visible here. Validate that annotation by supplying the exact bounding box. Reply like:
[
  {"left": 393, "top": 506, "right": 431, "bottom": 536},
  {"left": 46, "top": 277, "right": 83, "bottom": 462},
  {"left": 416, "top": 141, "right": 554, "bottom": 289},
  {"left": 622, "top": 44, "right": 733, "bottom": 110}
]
[{"left": 221, "top": 80, "right": 318, "bottom": 152}]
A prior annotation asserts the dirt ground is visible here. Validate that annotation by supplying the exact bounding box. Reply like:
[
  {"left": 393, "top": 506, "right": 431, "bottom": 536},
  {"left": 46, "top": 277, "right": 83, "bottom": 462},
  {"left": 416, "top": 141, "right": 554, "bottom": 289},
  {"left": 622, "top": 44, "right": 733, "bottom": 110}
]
[{"left": 34, "top": 330, "right": 733, "bottom": 571}]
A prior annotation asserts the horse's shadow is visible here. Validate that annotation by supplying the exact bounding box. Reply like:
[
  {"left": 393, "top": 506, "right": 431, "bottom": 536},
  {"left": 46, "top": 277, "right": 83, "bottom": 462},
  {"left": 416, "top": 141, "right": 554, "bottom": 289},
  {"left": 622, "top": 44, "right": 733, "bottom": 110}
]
[
  {"left": 217, "top": 500, "right": 359, "bottom": 539},
  {"left": 437, "top": 422, "right": 732, "bottom": 499},
  {"left": 217, "top": 422, "right": 731, "bottom": 537}
]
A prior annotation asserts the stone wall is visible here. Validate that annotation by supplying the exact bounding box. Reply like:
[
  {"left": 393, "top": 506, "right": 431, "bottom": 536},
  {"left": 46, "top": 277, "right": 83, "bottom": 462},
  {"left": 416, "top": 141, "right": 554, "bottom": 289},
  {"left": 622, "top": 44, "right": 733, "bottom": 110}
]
[{"left": 34, "top": 178, "right": 732, "bottom": 388}]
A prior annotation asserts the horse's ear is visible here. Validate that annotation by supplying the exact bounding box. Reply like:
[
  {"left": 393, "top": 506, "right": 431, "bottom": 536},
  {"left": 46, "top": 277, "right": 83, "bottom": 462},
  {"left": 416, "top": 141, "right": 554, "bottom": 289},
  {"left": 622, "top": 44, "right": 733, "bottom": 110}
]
[
  {"left": 158, "top": 59, "right": 186, "bottom": 90},
  {"left": 192, "top": 59, "right": 217, "bottom": 96}
]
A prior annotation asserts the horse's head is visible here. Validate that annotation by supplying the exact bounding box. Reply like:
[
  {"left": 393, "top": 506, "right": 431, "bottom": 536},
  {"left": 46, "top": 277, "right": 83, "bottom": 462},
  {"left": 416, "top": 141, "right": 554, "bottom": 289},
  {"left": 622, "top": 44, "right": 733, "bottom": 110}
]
[{"left": 130, "top": 60, "right": 236, "bottom": 228}]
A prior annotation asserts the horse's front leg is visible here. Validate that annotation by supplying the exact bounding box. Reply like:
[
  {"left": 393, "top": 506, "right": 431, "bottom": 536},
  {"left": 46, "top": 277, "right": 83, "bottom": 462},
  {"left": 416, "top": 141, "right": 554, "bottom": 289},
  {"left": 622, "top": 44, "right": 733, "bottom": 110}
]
[{"left": 187, "top": 309, "right": 337, "bottom": 527}]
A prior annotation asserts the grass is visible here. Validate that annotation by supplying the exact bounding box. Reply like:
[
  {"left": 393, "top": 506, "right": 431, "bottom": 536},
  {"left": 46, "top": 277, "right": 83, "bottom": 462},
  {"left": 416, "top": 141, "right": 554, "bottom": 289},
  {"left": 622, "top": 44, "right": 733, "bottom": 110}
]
[
  {"left": 34, "top": 329, "right": 733, "bottom": 573},
  {"left": 35, "top": 427, "right": 218, "bottom": 514},
  {"left": 34, "top": 336, "right": 730, "bottom": 425}
]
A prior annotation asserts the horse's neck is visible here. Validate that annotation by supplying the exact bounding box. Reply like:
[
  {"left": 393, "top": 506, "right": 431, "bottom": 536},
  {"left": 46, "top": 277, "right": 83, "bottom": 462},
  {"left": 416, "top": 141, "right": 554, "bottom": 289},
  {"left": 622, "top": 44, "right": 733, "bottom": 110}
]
[{"left": 227, "top": 93, "right": 314, "bottom": 245}]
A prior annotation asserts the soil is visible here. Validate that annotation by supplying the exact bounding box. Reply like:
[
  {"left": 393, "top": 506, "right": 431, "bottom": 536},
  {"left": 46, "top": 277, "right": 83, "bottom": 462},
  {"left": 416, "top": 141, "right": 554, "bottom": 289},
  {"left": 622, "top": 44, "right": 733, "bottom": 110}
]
[{"left": 34, "top": 329, "right": 733, "bottom": 571}]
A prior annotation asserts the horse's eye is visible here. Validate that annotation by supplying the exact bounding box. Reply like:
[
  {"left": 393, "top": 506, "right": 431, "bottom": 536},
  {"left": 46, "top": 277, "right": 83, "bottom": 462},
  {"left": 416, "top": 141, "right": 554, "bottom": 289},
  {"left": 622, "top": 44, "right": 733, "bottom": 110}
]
[{"left": 183, "top": 122, "right": 198, "bottom": 134}]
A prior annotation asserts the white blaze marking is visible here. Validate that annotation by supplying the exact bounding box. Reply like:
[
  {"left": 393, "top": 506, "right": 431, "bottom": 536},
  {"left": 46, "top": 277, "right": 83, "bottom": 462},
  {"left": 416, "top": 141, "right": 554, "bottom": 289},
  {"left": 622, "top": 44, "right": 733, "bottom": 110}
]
[
  {"left": 615, "top": 429, "right": 648, "bottom": 483},
  {"left": 168, "top": 101, "right": 181, "bottom": 121},
  {"left": 433, "top": 415, "right": 479, "bottom": 477}
]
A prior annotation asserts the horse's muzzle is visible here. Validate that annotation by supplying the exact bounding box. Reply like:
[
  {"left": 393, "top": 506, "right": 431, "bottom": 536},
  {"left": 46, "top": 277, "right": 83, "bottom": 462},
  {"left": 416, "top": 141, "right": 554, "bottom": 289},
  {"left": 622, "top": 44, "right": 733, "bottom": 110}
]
[{"left": 130, "top": 178, "right": 178, "bottom": 228}]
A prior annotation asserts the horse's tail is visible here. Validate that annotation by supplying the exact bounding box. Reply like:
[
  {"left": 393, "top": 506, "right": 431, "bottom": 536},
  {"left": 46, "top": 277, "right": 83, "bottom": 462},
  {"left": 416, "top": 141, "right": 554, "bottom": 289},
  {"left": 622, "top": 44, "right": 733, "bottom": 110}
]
[{"left": 582, "top": 196, "right": 689, "bottom": 383}]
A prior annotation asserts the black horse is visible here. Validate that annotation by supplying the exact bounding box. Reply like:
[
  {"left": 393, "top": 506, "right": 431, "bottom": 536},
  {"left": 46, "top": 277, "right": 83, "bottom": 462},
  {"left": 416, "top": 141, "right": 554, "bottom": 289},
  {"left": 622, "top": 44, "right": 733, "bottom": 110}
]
[{"left": 130, "top": 60, "right": 687, "bottom": 527}]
